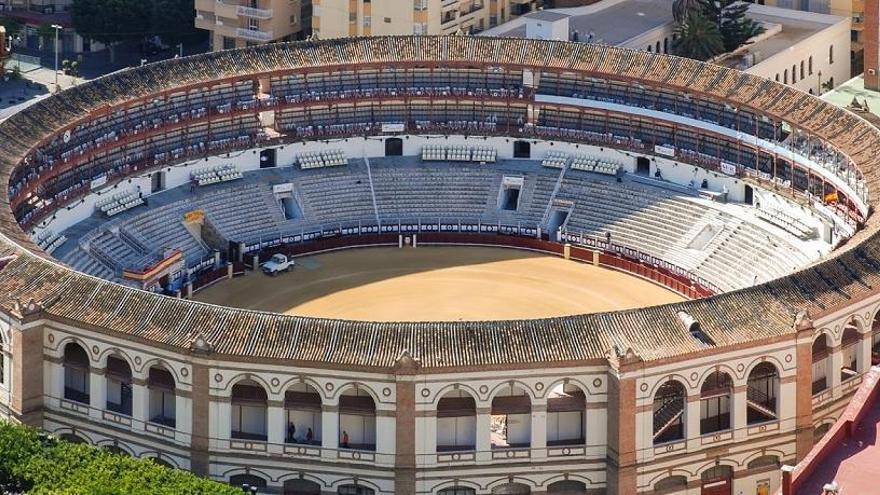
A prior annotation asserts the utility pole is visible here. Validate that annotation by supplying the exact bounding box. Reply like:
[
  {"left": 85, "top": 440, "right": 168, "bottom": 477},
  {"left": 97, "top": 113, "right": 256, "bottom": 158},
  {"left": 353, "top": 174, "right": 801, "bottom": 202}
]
[{"left": 51, "top": 24, "right": 62, "bottom": 92}]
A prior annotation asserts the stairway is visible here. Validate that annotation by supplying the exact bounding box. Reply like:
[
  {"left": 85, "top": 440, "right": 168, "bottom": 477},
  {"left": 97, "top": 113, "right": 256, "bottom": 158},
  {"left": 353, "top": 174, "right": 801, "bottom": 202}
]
[
  {"left": 746, "top": 387, "right": 777, "bottom": 419},
  {"left": 653, "top": 400, "right": 685, "bottom": 441}
]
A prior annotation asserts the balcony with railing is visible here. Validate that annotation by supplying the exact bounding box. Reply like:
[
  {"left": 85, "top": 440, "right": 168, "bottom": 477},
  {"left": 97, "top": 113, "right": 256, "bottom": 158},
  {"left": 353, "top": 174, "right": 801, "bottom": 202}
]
[
  {"left": 238, "top": 5, "right": 273, "bottom": 19},
  {"left": 236, "top": 27, "right": 274, "bottom": 41}
]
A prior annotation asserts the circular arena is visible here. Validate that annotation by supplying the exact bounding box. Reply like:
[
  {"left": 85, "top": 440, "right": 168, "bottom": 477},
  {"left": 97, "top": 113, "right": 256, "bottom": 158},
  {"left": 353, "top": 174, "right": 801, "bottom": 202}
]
[{"left": 1, "top": 36, "right": 880, "bottom": 495}]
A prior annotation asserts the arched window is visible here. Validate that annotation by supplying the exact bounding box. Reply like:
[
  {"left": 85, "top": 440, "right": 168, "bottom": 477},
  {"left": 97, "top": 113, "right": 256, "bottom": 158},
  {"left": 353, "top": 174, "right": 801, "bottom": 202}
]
[
  {"left": 491, "top": 483, "right": 530, "bottom": 494},
  {"left": 792, "top": 64, "right": 797, "bottom": 83},
  {"left": 814, "top": 422, "right": 832, "bottom": 444},
  {"left": 784, "top": 69, "right": 788, "bottom": 84},
  {"left": 800, "top": 60, "right": 805, "bottom": 79},
  {"left": 700, "top": 371, "right": 732, "bottom": 434},
  {"left": 656, "top": 41, "right": 661, "bottom": 53},
  {"left": 829, "top": 45, "right": 834, "bottom": 64},
  {"left": 150, "top": 457, "right": 173, "bottom": 469},
  {"left": 338, "top": 485, "right": 374, "bottom": 495},
  {"left": 654, "top": 475, "right": 687, "bottom": 494},
  {"left": 547, "top": 383, "right": 586, "bottom": 446},
  {"left": 653, "top": 381, "right": 686, "bottom": 444},
  {"left": 439, "top": 489, "right": 476, "bottom": 495},
  {"left": 491, "top": 384, "right": 531, "bottom": 449},
  {"left": 63, "top": 343, "right": 90, "bottom": 404},
  {"left": 339, "top": 387, "right": 376, "bottom": 451},
  {"left": 747, "top": 455, "right": 780, "bottom": 471},
  {"left": 812, "top": 334, "right": 831, "bottom": 394},
  {"left": 747, "top": 363, "right": 778, "bottom": 424},
  {"left": 547, "top": 480, "right": 586, "bottom": 494},
  {"left": 283, "top": 479, "right": 322, "bottom": 495},
  {"left": 0, "top": 332, "right": 6, "bottom": 387},
  {"left": 105, "top": 356, "right": 132, "bottom": 416},
  {"left": 872, "top": 312, "right": 880, "bottom": 366},
  {"left": 809, "top": 56, "right": 813, "bottom": 74},
  {"left": 59, "top": 433, "right": 87, "bottom": 444},
  {"left": 841, "top": 325, "right": 861, "bottom": 380},
  {"left": 230, "top": 474, "right": 267, "bottom": 492},
  {"left": 663, "top": 37, "right": 668, "bottom": 53},
  {"left": 437, "top": 389, "right": 476, "bottom": 452},
  {"left": 102, "top": 444, "right": 130, "bottom": 457},
  {"left": 231, "top": 380, "right": 268, "bottom": 441},
  {"left": 701, "top": 466, "right": 733, "bottom": 488},
  {"left": 647, "top": 45, "right": 652, "bottom": 52},
  {"left": 285, "top": 383, "right": 322, "bottom": 444},
  {"left": 148, "top": 366, "right": 176, "bottom": 427}
]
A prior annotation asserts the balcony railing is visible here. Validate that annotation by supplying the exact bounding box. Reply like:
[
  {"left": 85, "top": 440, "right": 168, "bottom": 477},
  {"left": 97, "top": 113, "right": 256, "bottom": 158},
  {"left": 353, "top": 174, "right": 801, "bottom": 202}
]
[
  {"left": 235, "top": 27, "right": 274, "bottom": 42},
  {"left": 238, "top": 5, "right": 272, "bottom": 19}
]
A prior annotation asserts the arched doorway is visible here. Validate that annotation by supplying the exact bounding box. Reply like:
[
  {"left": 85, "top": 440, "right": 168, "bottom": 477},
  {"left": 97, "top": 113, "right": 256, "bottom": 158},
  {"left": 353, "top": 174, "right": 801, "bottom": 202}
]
[
  {"left": 230, "top": 474, "right": 267, "bottom": 492},
  {"left": 231, "top": 380, "right": 268, "bottom": 441},
  {"left": 337, "top": 485, "right": 374, "bottom": 495},
  {"left": 438, "top": 488, "right": 476, "bottom": 495},
  {"left": 491, "top": 384, "right": 531, "bottom": 449},
  {"left": 547, "top": 383, "right": 586, "bottom": 446},
  {"left": 491, "top": 483, "right": 530, "bottom": 494},
  {"left": 701, "top": 465, "right": 733, "bottom": 495},
  {"left": 63, "top": 343, "right": 90, "bottom": 404},
  {"left": 147, "top": 365, "right": 176, "bottom": 427},
  {"left": 284, "top": 479, "right": 321, "bottom": 495},
  {"left": 746, "top": 363, "right": 778, "bottom": 424},
  {"left": 700, "top": 371, "right": 732, "bottom": 435},
  {"left": 338, "top": 387, "right": 376, "bottom": 451},
  {"left": 105, "top": 356, "right": 132, "bottom": 416},
  {"left": 653, "top": 380, "right": 686, "bottom": 444},
  {"left": 812, "top": 334, "right": 831, "bottom": 394},
  {"left": 654, "top": 475, "right": 687, "bottom": 494},
  {"left": 841, "top": 325, "right": 861, "bottom": 381},
  {"left": 547, "top": 480, "right": 586, "bottom": 494},
  {"left": 284, "top": 383, "right": 322, "bottom": 444}
]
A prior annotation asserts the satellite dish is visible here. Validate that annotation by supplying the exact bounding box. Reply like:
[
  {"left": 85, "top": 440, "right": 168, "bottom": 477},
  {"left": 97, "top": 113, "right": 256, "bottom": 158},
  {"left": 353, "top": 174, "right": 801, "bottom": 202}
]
[{"left": 63, "top": 129, "right": 71, "bottom": 144}]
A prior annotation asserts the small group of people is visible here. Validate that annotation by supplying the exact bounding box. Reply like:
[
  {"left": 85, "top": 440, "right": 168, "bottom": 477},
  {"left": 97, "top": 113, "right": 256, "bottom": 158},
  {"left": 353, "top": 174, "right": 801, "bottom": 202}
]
[{"left": 286, "top": 423, "right": 315, "bottom": 444}]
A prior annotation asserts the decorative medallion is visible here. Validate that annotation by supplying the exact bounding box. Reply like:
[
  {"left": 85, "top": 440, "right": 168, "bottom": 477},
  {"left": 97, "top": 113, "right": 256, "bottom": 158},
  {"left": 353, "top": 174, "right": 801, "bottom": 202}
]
[
  {"left": 47, "top": 333, "right": 54, "bottom": 343},
  {"left": 214, "top": 373, "right": 222, "bottom": 383},
  {"left": 736, "top": 363, "right": 744, "bottom": 373},
  {"left": 535, "top": 382, "right": 544, "bottom": 391},
  {"left": 180, "top": 368, "right": 189, "bottom": 377},
  {"left": 421, "top": 388, "right": 431, "bottom": 398},
  {"left": 479, "top": 385, "right": 489, "bottom": 394},
  {"left": 593, "top": 378, "right": 603, "bottom": 388},
  {"left": 640, "top": 383, "right": 649, "bottom": 392},
  {"left": 134, "top": 356, "right": 142, "bottom": 366},
  {"left": 91, "top": 345, "right": 99, "bottom": 355},
  {"left": 785, "top": 354, "right": 793, "bottom": 363},
  {"left": 382, "top": 387, "right": 392, "bottom": 397},
  {"left": 270, "top": 377, "right": 280, "bottom": 387},
  {"left": 690, "top": 372, "right": 698, "bottom": 382},
  {"left": 325, "top": 383, "right": 334, "bottom": 391}
]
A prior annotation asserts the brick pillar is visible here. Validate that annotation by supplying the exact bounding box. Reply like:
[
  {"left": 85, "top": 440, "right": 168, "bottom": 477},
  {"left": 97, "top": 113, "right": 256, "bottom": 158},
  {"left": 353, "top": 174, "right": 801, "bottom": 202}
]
[
  {"left": 606, "top": 353, "right": 640, "bottom": 495},
  {"left": 10, "top": 320, "right": 45, "bottom": 425},
  {"left": 795, "top": 321, "right": 815, "bottom": 461},
  {"left": 866, "top": 0, "right": 880, "bottom": 90},
  {"left": 393, "top": 352, "right": 419, "bottom": 495},
  {"left": 190, "top": 361, "right": 211, "bottom": 476}
]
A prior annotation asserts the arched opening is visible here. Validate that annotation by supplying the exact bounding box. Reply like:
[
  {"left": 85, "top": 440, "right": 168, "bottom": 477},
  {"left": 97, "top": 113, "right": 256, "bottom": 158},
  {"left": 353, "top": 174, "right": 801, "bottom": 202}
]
[
  {"left": 654, "top": 475, "right": 687, "bottom": 494},
  {"left": 873, "top": 311, "right": 880, "bottom": 365},
  {"left": 747, "top": 455, "right": 780, "bottom": 471},
  {"left": 284, "top": 479, "right": 322, "bottom": 495},
  {"left": 338, "top": 387, "right": 376, "bottom": 451},
  {"left": 147, "top": 366, "right": 176, "bottom": 427},
  {"left": 700, "top": 371, "right": 732, "bottom": 435},
  {"left": 105, "top": 356, "right": 133, "bottom": 416},
  {"left": 436, "top": 389, "right": 476, "bottom": 452},
  {"left": 103, "top": 444, "right": 130, "bottom": 457},
  {"left": 812, "top": 334, "right": 831, "bottom": 394},
  {"left": 338, "top": 485, "right": 375, "bottom": 495},
  {"left": 59, "top": 433, "right": 87, "bottom": 444},
  {"left": 439, "top": 488, "right": 476, "bottom": 495},
  {"left": 547, "top": 480, "right": 586, "bottom": 494},
  {"left": 231, "top": 380, "right": 268, "bottom": 441},
  {"left": 547, "top": 383, "right": 586, "bottom": 446},
  {"left": 63, "top": 343, "right": 90, "bottom": 404},
  {"left": 230, "top": 474, "right": 267, "bottom": 492},
  {"left": 653, "top": 380, "right": 686, "bottom": 444},
  {"left": 701, "top": 465, "right": 733, "bottom": 495},
  {"left": 285, "top": 383, "right": 322, "bottom": 444},
  {"left": 841, "top": 325, "right": 861, "bottom": 381},
  {"left": 491, "top": 483, "right": 530, "bottom": 494},
  {"left": 747, "top": 363, "right": 778, "bottom": 424},
  {"left": 814, "top": 422, "right": 832, "bottom": 444},
  {"left": 490, "top": 384, "right": 531, "bottom": 449}
]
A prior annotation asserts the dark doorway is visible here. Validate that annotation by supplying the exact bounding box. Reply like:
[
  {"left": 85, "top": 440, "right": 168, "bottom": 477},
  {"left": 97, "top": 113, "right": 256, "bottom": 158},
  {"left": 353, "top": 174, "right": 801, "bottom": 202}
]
[
  {"left": 385, "top": 138, "right": 403, "bottom": 156},
  {"left": 744, "top": 185, "right": 754, "bottom": 205},
  {"left": 151, "top": 171, "right": 165, "bottom": 193},
  {"left": 260, "top": 148, "right": 277, "bottom": 168},
  {"left": 636, "top": 157, "right": 650, "bottom": 176},
  {"left": 513, "top": 140, "right": 531, "bottom": 159}
]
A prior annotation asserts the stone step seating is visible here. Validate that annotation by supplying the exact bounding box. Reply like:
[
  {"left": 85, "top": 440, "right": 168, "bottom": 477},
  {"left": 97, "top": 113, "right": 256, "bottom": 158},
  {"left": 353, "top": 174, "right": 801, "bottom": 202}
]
[
  {"left": 756, "top": 207, "right": 814, "bottom": 239},
  {"left": 124, "top": 204, "right": 207, "bottom": 264},
  {"left": 294, "top": 168, "right": 375, "bottom": 224},
  {"left": 195, "top": 184, "right": 284, "bottom": 243},
  {"left": 96, "top": 191, "right": 144, "bottom": 217},
  {"left": 191, "top": 164, "right": 243, "bottom": 186},
  {"left": 62, "top": 247, "right": 115, "bottom": 280},
  {"left": 34, "top": 229, "right": 67, "bottom": 254},
  {"left": 298, "top": 149, "right": 348, "bottom": 169},
  {"left": 371, "top": 165, "right": 496, "bottom": 220},
  {"left": 421, "top": 145, "right": 497, "bottom": 163}
]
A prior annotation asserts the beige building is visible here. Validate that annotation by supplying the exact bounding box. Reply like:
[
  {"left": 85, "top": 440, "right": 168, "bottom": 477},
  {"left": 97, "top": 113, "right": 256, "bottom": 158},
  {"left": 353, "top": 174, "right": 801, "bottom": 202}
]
[{"left": 195, "top": 0, "right": 306, "bottom": 51}]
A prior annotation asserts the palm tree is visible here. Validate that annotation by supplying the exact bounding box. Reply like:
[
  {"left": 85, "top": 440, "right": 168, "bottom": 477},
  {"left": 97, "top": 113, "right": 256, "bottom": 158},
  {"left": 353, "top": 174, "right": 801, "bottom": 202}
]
[
  {"left": 672, "top": 0, "right": 704, "bottom": 23},
  {"left": 672, "top": 12, "right": 725, "bottom": 61}
]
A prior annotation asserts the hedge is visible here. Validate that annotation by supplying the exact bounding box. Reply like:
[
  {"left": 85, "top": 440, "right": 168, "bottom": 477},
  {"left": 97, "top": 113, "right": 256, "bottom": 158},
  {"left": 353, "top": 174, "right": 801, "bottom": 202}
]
[{"left": 0, "top": 421, "right": 241, "bottom": 494}]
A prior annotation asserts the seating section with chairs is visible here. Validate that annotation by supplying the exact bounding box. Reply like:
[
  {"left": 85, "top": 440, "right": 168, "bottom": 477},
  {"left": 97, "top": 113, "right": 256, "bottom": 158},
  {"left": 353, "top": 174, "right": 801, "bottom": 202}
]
[
  {"left": 541, "top": 151, "right": 568, "bottom": 169},
  {"left": 570, "top": 155, "right": 622, "bottom": 176},
  {"left": 421, "top": 145, "right": 497, "bottom": 163},
  {"left": 95, "top": 191, "right": 144, "bottom": 217},
  {"left": 297, "top": 150, "right": 349, "bottom": 169},
  {"left": 34, "top": 229, "right": 67, "bottom": 254},
  {"left": 191, "top": 164, "right": 244, "bottom": 186}
]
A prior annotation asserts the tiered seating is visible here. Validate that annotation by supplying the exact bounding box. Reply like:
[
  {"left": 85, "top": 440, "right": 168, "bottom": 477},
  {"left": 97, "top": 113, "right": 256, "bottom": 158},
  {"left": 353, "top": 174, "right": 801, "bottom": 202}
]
[
  {"left": 294, "top": 165, "right": 375, "bottom": 224},
  {"left": 421, "top": 145, "right": 497, "bottom": 163},
  {"left": 95, "top": 191, "right": 144, "bottom": 217},
  {"left": 123, "top": 205, "right": 207, "bottom": 263},
  {"left": 570, "top": 155, "right": 621, "bottom": 176},
  {"left": 756, "top": 208, "right": 814, "bottom": 239},
  {"left": 194, "top": 184, "right": 285, "bottom": 243},
  {"left": 62, "top": 247, "right": 115, "bottom": 280},
  {"left": 34, "top": 229, "right": 67, "bottom": 254},
  {"left": 191, "top": 164, "right": 243, "bottom": 186},
  {"left": 371, "top": 163, "right": 495, "bottom": 220},
  {"left": 297, "top": 149, "right": 348, "bottom": 169},
  {"left": 541, "top": 151, "right": 568, "bottom": 169}
]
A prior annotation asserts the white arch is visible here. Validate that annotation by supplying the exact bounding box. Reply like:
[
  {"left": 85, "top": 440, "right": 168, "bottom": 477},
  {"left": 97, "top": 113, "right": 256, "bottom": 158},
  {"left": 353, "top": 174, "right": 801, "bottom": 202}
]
[
  {"left": 486, "top": 380, "right": 538, "bottom": 403},
  {"left": 429, "top": 382, "right": 482, "bottom": 406},
  {"left": 277, "top": 375, "right": 327, "bottom": 401},
  {"left": 333, "top": 381, "right": 383, "bottom": 404}
]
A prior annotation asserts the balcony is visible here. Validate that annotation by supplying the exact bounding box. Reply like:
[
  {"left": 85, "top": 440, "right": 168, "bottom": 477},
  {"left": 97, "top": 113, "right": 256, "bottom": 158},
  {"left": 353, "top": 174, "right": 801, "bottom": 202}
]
[
  {"left": 238, "top": 5, "right": 273, "bottom": 19},
  {"left": 236, "top": 27, "right": 274, "bottom": 42}
]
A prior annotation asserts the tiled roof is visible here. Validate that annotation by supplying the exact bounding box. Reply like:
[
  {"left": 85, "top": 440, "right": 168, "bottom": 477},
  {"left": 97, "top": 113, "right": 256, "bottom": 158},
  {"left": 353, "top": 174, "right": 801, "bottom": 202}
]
[{"left": 1, "top": 36, "right": 879, "bottom": 369}]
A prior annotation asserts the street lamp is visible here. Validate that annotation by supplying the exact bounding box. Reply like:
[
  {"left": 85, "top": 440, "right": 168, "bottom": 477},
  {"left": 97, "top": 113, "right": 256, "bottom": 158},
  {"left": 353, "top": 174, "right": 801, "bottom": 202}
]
[{"left": 51, "top": 24, "right": 62, "bottom": 93}]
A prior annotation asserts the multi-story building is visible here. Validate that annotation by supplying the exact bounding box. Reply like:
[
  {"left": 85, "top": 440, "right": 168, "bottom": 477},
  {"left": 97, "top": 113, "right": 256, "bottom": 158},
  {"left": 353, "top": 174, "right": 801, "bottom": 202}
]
[
  {"left": 195, "top": 0, "right": 306, "bottom": 51},
  {"left": 0, "top": 0, "right": 105, "bottom": 56}
]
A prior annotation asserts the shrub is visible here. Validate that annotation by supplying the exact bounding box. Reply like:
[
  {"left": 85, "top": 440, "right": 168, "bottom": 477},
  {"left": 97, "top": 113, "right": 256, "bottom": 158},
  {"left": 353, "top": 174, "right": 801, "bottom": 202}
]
[{"left": 0, "top": 422, "right": 241, "bottom": 495}]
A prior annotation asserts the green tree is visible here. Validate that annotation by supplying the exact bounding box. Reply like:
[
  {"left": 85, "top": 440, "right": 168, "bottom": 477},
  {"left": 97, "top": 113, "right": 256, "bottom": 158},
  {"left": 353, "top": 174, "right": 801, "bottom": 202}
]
[
  {"left": 72, "top": 0, "right": 150, "bottom": 61},
  {"left": 36, "top": 23, "right": 56, "bottom": 51},
  {"left": 701, "top": 0, "right": 765, "bottom": 52},
  {"left": 672, "top": 12, "right": 725, "bottom": 61},
  {"left": 147, "top": 0, "right": 201, "bottom": 46}
]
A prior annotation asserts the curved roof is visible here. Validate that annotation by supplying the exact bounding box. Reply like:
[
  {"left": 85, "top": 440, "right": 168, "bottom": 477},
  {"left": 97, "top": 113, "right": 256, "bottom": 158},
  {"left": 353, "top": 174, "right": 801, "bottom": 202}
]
[{"left": 1, "top": 36, "right": 879, "bottom": 370}]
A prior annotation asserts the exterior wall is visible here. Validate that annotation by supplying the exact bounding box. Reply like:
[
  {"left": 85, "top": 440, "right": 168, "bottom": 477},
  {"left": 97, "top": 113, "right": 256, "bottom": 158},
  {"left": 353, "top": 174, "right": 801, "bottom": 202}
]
[{"left": 196, "top": 0, "right": 304, "bottom": 51}]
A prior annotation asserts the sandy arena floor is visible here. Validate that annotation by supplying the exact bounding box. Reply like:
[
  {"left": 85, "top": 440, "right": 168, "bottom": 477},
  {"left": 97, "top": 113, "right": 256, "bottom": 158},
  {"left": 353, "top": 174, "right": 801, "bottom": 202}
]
[{"left": 193, "top": 246, "right": 684, "bottom": 321}]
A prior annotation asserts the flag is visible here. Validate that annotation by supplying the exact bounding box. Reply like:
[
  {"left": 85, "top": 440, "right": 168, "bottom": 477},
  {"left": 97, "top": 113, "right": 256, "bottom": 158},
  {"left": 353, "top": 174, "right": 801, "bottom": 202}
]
[{"left": 824, "top": 191, "right": 838, "bottom": 203}]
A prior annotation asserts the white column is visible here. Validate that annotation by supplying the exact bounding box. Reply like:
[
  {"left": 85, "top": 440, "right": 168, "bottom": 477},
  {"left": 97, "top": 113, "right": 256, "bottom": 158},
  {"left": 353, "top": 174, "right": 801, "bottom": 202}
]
[
  {"left": 45, "top": 361, "right": 64, "bottom": 400},
  {"left": 829, "top": 347, "right": 843, "bottom": 399},
  {"left": 733, "top": 386, "right": 747, "bottom": 440},
  {"left": 415, "top": 414, "right": 436, "bottom": 462},
  {"left": 859, "top": 333, "right": 873, "bottom": 374},
  {"left": 215, "top": 399, "right": 231, "bottom": 441},
  {"left": 175, "top": 394, "right": 191, "bottom": 438},
  {"left": 321, "top": 404, "right": 339, "bottom": 459},
  {"left": 89, "top": 368, "right": 105, "bottom": 420},
  {"left": 376, "top": 411, "right": 396, "bottom": 459},
  {"left": 530, "top": 401, "right": 547, "bottom": 459},
  {"left": 131, "top": 381, "right": 148, "bottom": 426},
  {"left": 267, "top": 401, "right": 285, "bottom": 452},
  {"left": 685, "top": 395, "right": 700, "bottom": 448},
  {"left": 476, "top": 406, "right": 492, "bottom": 462}
]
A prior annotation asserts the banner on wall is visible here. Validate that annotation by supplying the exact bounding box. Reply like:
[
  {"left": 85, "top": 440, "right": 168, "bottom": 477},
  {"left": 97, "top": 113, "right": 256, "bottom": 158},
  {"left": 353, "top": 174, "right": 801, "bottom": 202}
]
[
  {"left": 272, "top": 183, "right": 294, "bottom": 194},
  {"left": 90, "top": 175, "right": 108, "bottom": 190},
  {"left": 654, "top": 144, "right": 675, "bottom": 157},
  {"left": 720, "top": 161, "right": 737, "bottom": 176},
  {"left": 381, "top": 123, "right": 405, "bottom": 133}
]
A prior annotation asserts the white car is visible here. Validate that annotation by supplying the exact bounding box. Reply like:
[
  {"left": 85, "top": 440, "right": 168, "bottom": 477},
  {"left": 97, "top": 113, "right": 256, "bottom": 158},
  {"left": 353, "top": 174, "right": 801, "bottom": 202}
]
[{"left": 261, "top": 253, "right": 294, "bottom": 275}]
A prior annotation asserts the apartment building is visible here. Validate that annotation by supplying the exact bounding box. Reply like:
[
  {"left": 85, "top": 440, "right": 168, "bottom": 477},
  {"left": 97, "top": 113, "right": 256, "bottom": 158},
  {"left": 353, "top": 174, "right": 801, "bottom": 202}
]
[
  {"left": 312, "top": 0, "right": 536, "bottom": 38},
  {"left": 195, "top": 0, "right": 306, "bottom": 51}
]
